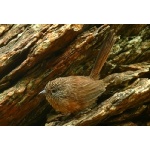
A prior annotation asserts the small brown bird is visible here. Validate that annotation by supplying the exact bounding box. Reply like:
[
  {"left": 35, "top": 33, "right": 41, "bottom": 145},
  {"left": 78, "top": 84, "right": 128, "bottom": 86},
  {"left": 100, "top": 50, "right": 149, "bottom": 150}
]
[
  {"left": 41, "top": 76, "right": 108, "bottom": 114},
  {"left": 40, "top": 28, "right": 115, "bottom": 114}
]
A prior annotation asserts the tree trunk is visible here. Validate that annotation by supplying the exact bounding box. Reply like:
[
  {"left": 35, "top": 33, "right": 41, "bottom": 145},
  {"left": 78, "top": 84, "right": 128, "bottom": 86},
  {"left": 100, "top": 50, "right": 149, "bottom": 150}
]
[{"left": 0, "top": 24, "right": 149, "bottom": 126}]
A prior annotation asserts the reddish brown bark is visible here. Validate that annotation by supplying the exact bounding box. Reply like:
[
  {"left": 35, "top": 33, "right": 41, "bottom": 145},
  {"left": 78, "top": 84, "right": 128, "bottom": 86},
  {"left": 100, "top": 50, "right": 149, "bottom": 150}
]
[{"left": 0, "top": 24, "right": 149, "bottom": 126}]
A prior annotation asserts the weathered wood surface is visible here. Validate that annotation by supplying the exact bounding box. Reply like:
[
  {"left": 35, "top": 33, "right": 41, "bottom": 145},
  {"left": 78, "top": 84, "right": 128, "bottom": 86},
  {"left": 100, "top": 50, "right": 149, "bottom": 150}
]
[{"left": 0, "top": 24, "right": 149, "bottom": 125}]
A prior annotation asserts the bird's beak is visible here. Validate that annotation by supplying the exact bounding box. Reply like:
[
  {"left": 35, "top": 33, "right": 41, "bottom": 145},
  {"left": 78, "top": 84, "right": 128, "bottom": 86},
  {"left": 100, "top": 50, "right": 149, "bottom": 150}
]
[{"left": 39, "top": 89, "right": 46, "bottom": 94}]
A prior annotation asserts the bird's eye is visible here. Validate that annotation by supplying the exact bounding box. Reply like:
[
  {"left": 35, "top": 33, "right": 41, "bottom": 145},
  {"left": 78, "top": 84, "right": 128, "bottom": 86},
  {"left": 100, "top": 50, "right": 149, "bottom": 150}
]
[{"left": 51, "top": 89, "right": 57, "bottom": 94}]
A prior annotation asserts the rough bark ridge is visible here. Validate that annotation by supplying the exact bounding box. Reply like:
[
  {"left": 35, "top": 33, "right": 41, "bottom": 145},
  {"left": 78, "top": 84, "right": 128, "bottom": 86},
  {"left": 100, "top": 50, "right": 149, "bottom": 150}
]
[{"left": 0, "top": 24, "right": 149, "bottom": 126}]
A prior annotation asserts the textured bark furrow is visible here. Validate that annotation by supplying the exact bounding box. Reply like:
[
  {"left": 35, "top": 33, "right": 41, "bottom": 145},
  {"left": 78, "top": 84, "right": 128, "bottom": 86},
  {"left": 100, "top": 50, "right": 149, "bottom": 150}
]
[
  {"left": 102, "top": 105, "right": 147, "bottom": 124},
  {"left": 0, "top": 25, "right": 14, "bottom": 37},
  {"left": 0, "top": 24, "right": 88, "bottom": 91},
  {"left": 0, "top": 25, "right": 51, "bottom": 77},
  {"left": 111, "top": 24, "right": 147, "bottom": 36},
  {"left": 0, "top": 24, "right": 29, "bottom": 47}
]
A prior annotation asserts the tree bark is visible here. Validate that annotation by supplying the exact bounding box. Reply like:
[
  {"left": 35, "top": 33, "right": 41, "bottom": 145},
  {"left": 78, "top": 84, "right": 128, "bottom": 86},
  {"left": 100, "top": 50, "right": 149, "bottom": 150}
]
[{"left": 0, "top": 24, "right": 149, "bottom": 126}]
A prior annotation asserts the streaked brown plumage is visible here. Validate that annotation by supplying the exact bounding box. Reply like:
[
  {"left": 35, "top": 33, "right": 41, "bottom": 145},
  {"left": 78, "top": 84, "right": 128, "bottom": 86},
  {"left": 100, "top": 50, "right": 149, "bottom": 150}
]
[
  {"left": 42, "top": 76, "right": 108, "bottom": 114},
  {"left": 40, "top": 28, "right": 115, "bottom": 114}
]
